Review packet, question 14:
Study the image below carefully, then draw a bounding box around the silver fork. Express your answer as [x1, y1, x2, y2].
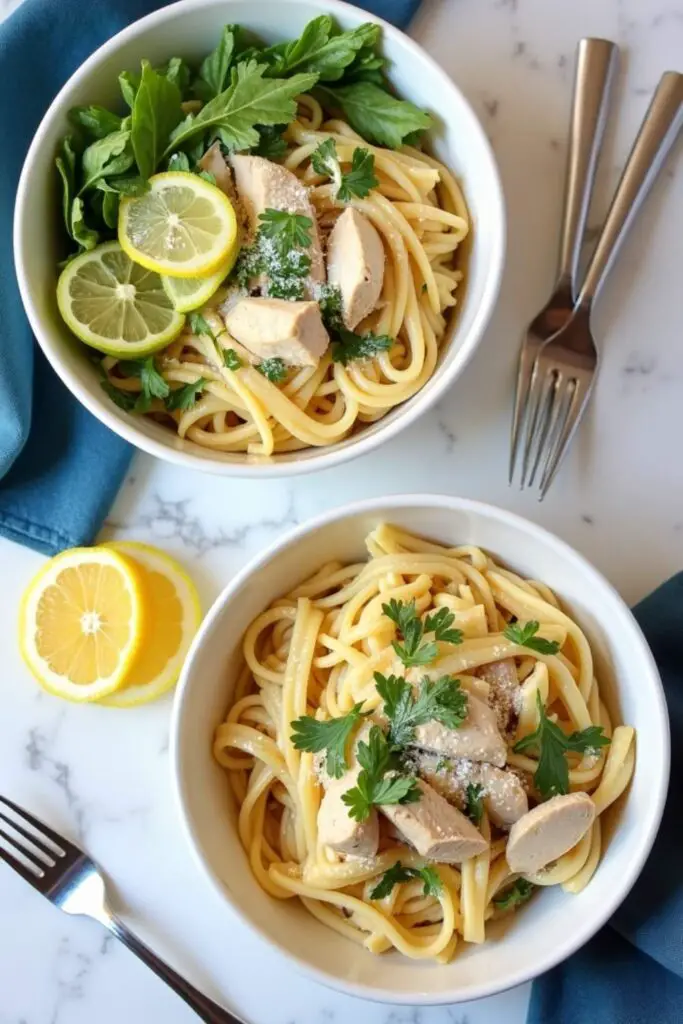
[509, 37, 619, 483]
[0, 795, 244, 1024]
[520, 71, 683, 498]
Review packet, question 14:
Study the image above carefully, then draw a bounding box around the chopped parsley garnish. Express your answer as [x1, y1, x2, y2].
[290, 702, 369, 778]
[188, 312, 223, 342]
[100, 377, 138, 412]
[494, 878, 535, 911]
[256, 358, 288, 383]
[231, 208, 312, 300]
[258, 209, 313, 253]
[318, 283, 344, 332]
[503, 620, 561, 656]
[254, 124, 288, 160]
[341, 725, 421, 822]
[381, 599, 463, 668]
[370, 861, 442, 900]
[435, 757, 454, 773]
[164, 377, 207, 411]
[116, 355, 170, 411]
[513, 692, 610, 799]
[374, 672, 468, 749]
[331, 328, 394, 365]
[310, 138, 378, 201]
[222, 347, 242, 370]
[465, 783, 484, 826]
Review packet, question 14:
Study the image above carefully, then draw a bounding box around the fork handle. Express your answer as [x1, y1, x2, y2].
[557, 38, 619, 294]
[578, 71, 683, 307]
[105, 914, 244, 1023]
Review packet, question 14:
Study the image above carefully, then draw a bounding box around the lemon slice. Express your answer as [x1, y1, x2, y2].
[161, 252, 236, 313]
[99, 542, 202, 707]
[119, 172, 238, 279]
[57, 241, 186, 357]
[19, 547, 147, 702]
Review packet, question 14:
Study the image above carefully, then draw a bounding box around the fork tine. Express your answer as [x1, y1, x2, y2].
[508, 342, 538, 483]
[520, 363, 554, 488]
[0, 827, 45, 881]
[528, 372, 564, 488]
[0, 811, 61, 863]
[539, 376, 594, 498]
[0, 796, 68, 855]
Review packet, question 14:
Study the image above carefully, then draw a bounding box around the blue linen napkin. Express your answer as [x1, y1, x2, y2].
[528, 572, 683, 1024]
[0, 0, 421, 556]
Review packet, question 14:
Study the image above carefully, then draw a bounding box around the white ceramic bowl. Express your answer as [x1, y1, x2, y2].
[171, 494, 669, 1004]
[14, 0, 504, 478]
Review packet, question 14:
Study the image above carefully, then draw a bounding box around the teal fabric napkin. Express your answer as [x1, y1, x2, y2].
[528, 572, 682, 1024]
[0, 0, 421, 556]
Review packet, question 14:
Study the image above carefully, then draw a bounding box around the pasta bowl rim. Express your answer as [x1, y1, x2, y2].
[170, 494, 670, 1003]
[14, 0, 505, 478]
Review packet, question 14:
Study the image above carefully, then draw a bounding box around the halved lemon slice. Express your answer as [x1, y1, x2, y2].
[18, 547, 147, 702]
[98, 542, 201, 707]
[119, 172, 238, 279]
[57, 241, 186, 357]
[161, 252, 236, 313]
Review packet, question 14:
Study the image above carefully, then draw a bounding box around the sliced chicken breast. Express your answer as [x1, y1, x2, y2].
[380, 779, 488, 863]
[198, 143, 238, 202]
[224, 297, 329, 367]
[506, 792, 596, 874]
[326, 208, 385, 329]
[413, 692, 507, 768]
[317, 765, 379, 858]
[419, 754, 528, 829]
[477, 658, 521, 738]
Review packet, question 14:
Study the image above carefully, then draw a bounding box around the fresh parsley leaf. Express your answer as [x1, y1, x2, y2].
[70, 198, 99, 250]
[369, 861, 442, 900]
[424, 607, 464, 646]
[117, 356, 170, 406]
[435, 757, 454, 773]
[259, 208, 313, 254]
[290, 703, 368, 779]
[165, 377, 207, 411]
[254, 124, 288, 160]
[375, 672, 468, 748]
[262, 17, 379, 83]
[100, 377, 137, 412]
[56, 137, 78, 239]
[503, 620, 561, 656]
[465, 783, 484, 826]
[68, 106, 122, 140]
[341, 47, 387, 86]
[318, 283, 344, 333]
[222, 348, 242, 370]
[168, 151, 191, 172]
[311, 139, 378, 202]
[494, 878, 535, 911]
[231, 242, 265, 289]
[165, 62, 318, 157]
[265, 248, 311, 299]
[79, 130, 134, 193]
[119, 70, 140, 109]
[256, 358, 288, 383]
[132, 60, 183, 179]
[341, 725, 421, 822]
[194, 24, 237, 101]
[514, 692, 610, 799]
[381, 599, 437, 668]
[319, 81, 433, 149]
[331, 328, 393, 366]
[188, 312, 222, 342]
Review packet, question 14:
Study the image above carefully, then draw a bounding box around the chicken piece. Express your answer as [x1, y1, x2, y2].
[380, 779, 488, 863]
[413, 693, 507, 768]
[477, 658, 520, 738]
[224, 297, 329, 367]
[326, 208, 385, 329]
[198, 143, 238, 202]
[505, 793, 595, 874]
[418, 754, 528, 829]
[317, 765, 379, 858]
[230, 154, 325, 285]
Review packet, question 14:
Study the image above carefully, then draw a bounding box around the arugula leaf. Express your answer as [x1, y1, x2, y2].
[222, 348, 242, 370]
[56, 137, 78, 238]
[165, 62, 318, 157]
[79, 130, 134, 192]
[101, 190, 119, 229]
[165, 377, 207, 411]
[119, 70, 141, 109]
[503, 620, 561, 656]
[70, 198, 99, 250]
[263, 17, 379, 82]
[132, 61, 183, 179]
[168, 152, 191, 172]
[101, 377, 138, 412]
[465, 783, 484, 826]
[117, 356, 170, 408]
[68, 106, 122, 140]
[256, 358, 288, 383]
[320, 81, 433, 149]
[310, 139, 378, 201]
[375, 672, 468, 748]
[494, 879, 535, 911]
[290, 702, 368, 778]
[194, 24, 237, 101]
[331, 328, 393, 366]
[514, 693, 610, 799]
[423, 607, 464, 646]
[341, 725, 421, 822]
[370, 861, 442, 900]
[259, 209, 312, 253]
[160, 57, 191, 94]
[254, 124, 288, 160]
[99, 175, 150, 197]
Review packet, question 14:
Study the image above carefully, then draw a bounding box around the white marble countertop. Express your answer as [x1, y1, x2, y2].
[1, 0, 682, 1021]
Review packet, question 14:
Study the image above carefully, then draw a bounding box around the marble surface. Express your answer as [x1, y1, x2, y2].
[1, 0, 683, 1021]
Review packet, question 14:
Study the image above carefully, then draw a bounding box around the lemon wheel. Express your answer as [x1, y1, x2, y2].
[161, 255, 235, 313]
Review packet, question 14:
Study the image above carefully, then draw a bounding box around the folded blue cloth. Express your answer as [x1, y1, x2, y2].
[528, 572, 683, 1024]
[0, 0, 421, 556]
